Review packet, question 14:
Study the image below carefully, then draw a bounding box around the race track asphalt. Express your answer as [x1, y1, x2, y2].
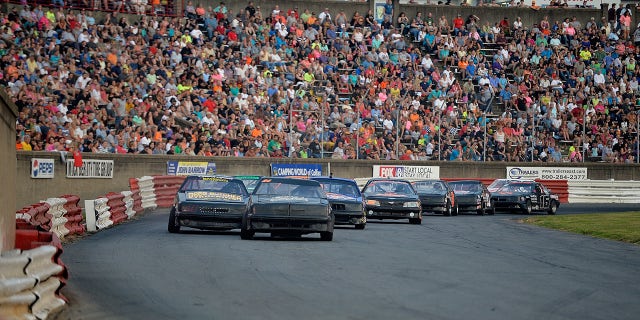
[54, 204, 640, 320]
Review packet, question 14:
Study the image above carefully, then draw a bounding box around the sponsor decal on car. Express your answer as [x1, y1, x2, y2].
[186, 191, 242, 201]
[326, 192, 357, 201]
[267, 196, 309, 202]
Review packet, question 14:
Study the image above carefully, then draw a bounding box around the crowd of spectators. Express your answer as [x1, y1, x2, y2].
[6, 1, 640, 163]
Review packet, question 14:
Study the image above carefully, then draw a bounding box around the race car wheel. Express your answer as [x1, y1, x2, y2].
[548, 202, 558, 215]
[409, 218, 422, 225]
[355, 224, 366, 230]
[522, 200, 532, 215]
[477, 204, 485, 216]
[444, 201, 452, 216]
[240, 228, 254, 240]
[453, 204, 459, 216]
[168, 208, 180, 233]
[489, 200, 495, 215]
[320, 231, 333, 241]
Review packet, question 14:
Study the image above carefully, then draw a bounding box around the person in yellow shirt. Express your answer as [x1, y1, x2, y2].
[20, 135, 33, 151]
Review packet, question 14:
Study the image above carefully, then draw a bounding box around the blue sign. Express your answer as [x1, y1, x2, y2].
[271, 164, 322, 177]
[167, 161, 217, 176]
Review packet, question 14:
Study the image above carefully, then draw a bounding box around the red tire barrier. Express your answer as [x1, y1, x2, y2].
[152, 175, 185, 208]
[106, 192, 128, 225]
[59, 195, 85, 236]
[537, 180, 569, 203]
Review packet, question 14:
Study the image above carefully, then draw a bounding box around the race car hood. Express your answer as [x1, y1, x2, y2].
[364, 194, 419, 201]
[252, 195, 328, 205]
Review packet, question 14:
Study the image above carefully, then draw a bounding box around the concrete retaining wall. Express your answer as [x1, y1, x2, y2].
[2, 89, 17, 250]
[15, 152, 640, 210]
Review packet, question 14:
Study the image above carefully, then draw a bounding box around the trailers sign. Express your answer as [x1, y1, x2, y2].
[507, 167, 587, 181]
[373, 165, 440, 179]
[66, 160, 114, 178]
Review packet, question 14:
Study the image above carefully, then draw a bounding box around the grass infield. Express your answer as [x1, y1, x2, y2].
[523, 212, 640, 245]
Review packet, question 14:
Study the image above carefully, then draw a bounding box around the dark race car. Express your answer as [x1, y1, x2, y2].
[491, 181, 560, 215]
[234, 175, 262, 193]
[311, 176, 366, 229]
[242, 177, 334, 241]
[362, 178, 422, 224]
[412, 180, 458, 216]
[168, 175, 250, 233]
[449, 180, 494, 215]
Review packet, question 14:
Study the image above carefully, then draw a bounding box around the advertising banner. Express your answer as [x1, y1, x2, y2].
[167, 161, 217, 176]
[372, 165, 440, 179]
[66, 160, 114, 178]
[506, 167, 587, 181]
[31, 158, 55, 179]
[271, 164, 322, 177]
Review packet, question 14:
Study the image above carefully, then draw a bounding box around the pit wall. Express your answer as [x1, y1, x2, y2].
[2, 90, 18, 251]
[15, 152, 640, 209]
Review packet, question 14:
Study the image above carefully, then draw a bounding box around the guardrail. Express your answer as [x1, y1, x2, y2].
[568, 180, 640, 203]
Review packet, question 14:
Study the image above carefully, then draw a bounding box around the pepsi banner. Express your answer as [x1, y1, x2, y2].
[372, 165, 440, 179]
[31, 158, 55, 179]
[167, 161, 217, 176]
[271, 164, 322, 177]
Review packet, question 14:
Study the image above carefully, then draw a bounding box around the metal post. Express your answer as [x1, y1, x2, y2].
[356, 104, 360, 159]
[531, 111, 535, 162]
[582, 107, 586, 163]
[438, 110, 442, 161]
[395, 107, 400, 160]
[482, 112, 487, 162]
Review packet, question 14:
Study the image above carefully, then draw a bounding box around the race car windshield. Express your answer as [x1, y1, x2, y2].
[488, 179, 510, 190]
[181, 178, 248, 197]
[500, 183, 534, 193]
[254, 181, 324, 198]
[363, 181, 415, 196]
[319, 181, 360, 198]
[450, 182, 482, 193]
[413, 181, 446, 193]
[239, 179, 260, 192]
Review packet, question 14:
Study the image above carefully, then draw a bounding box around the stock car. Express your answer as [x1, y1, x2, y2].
[491, 181, 560, 215]
[361, 178, 422, 224]
[449, 180, 494, 215]
[241, 177, 334, 240]
[412, 180, 458, 216]
[234, 175, 262, 193]
[311, 176, 366, 229]
[168, 175, 251, 233]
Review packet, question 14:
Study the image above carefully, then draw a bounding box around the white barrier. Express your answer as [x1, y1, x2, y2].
[0, 246, 66, 320]
[31, 277, 66, 320]
[568, 180, 640, 204]
[94, 198, 114, 230]
[23, 246, 64, 283]
[44, 198, 70, 240]
[138, 176, 158, 210]
[121, 191, 136, 219]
